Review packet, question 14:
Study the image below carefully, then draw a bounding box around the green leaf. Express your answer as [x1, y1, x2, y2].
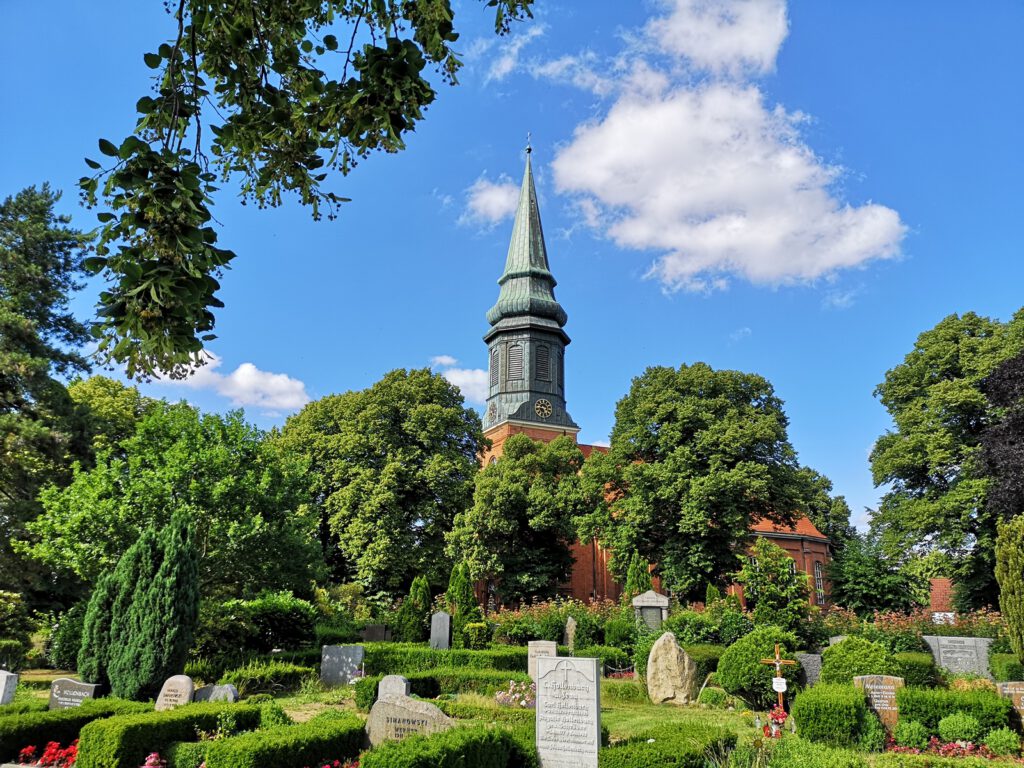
[323, 34, 338, 51]
[85, 158, 102, 169]
[144, 52, 162, 69]
[96, 212, 116, 223]
[82, 257, 108, 273]
[98, 139, 118, 156]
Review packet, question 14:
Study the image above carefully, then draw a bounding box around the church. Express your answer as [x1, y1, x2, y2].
[477, 146, 833, 607]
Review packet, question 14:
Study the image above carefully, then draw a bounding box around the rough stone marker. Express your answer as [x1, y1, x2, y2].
[536, 656, 600, 768]
[366, 674, 453, 746]
[194, 683, 239, 703]
[646, 632, 698, 705]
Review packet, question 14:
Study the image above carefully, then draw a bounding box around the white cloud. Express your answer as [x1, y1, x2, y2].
[163, 352, 310, 411]
[432, 355, 488, 404]
[430, 354, 459, 367]
[486, 25, 545, 82]
[530, 53, 615, 96]
[460, 174, 520, 227]
[550, 0, 906, 293]
[729, 326, 752, 342]
[822, 288, 859, 310]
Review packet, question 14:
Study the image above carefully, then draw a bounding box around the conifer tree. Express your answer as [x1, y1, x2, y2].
[622, 552, 653, 602]
[996, 516, 1024, 662]
[445, 563, 482, 646]
[705, 583, 723, 606]
[77, 572, 115, 686]
[394, 575, 432, 643]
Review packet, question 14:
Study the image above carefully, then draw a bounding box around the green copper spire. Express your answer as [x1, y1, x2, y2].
[485, 147, 568, 328]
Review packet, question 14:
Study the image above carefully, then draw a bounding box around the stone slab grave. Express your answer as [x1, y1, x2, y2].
[631, 590, 669, 632]
[536, 656, 600, 768]
[49, 678, 99, 710]
[528, 640, 558, 682]
[156, 674, 195, 711]
[0, 671, 16, 706]
[854, 675, 904, 731]
[923, 635, 993, 678]
[646, 632, 698, 705]
[796, 653, 822, 687]
[321, 645, 365, 686]
[563, 617, 577, 651]
[998, 682, 1024, 721]
[360, 624, 392, 642]
[430, 611, 452, 651]
[366, 674, 453, 746]
[194, 683, 239, 703]
[829, 635, 848, 646]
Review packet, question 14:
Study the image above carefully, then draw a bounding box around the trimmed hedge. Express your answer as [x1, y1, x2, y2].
[434, 699, 536, 725]
[990, 653, 1024, 682]
[895, 652, 938, 687]
[0, 699, 151, 762]
[575, 645, 630, 671]
[203, 711, 364, 768]
[599, 723, 736, 768]
[766, 737, 867, 768]
[0, 699, 49, 717]
[686, 644, 725, 682]
[791, 684, 868, 747]
[355, 667, 531, 711]
[218, 661, 314, 695]
[895, 687, 1012, 733]
[359, 726, 534, 768]
[872, 754, 996, 768]
[362, 644, 529, 675]
[76, 702, 264, 768]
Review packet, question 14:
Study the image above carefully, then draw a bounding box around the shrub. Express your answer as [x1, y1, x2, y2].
[664, 611, 717, 644]
[203, 711, 363, 768]
[896, 687, 1012, 733]
[632, 630, 657, 683]
[622, 552, 653, 603]
[766, 737, 867, 768]
[166, 741, 206, 768]
[362, 643, 527, 675]
[78, 572, 117, 688]
[937, 712, 981, 743]
[359, 725, 531, 768]
[697, 687, 729, 707]
[314, 616, 361, 646]
[983, 726, 1021, 757]
[895, 652, 938, 687]
[735, 539, 810, 635]
[716, 607, 753, 646]
[989, 653, 1024, 682]
[0, 640, 26, 671]
[0, 699, 48, 716]
[464, 622, 490, 650]
[894, 720, 930, 749]
[393, 576, 431, 644]
[858, 711, 886, 753]
[599, 723, 736, 768]
[48, 604, 87, 670]
[76, 702, 262, 768]
[218, 660, 314, 695]
[820, 636, 896, 684]
[445, 563, 483, 649]
[0, 699, 150, 762]
[790, 684, 867, 747]
[236, 592, 317, 652]
[686, 644, 725, 683]
[603, 618, 636, 654]
[0, 591, 32, 647]
[354, 667, 531, 711]
[717, 626, 800, 709]
[574, 645, 629, 672]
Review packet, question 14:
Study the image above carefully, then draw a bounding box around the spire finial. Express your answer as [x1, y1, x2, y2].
[526, 131, 532, 154]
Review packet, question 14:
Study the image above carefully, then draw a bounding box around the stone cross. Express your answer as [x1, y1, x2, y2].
[760, 643, 796, 709]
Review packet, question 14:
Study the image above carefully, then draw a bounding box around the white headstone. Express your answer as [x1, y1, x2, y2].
[536, 656, 600, 768]
[155, 674, 194, 711]
[528, 640, 558, 682]
[0, 671, 17, 706]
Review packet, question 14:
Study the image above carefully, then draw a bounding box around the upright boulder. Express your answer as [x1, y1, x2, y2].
[647, 632, 699, 705]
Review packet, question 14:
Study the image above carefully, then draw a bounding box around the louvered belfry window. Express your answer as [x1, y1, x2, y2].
[508, 344, 524, 380]
[536, 345, 550, 381]
[490, 348, 499, 387]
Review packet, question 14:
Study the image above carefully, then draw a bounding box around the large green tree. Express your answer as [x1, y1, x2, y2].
[68, 375, 154, 458]
[798, 467, 854, 547]
[22, 401, 318, 599]
[275, 368, 484, 594]
[80, 0, 534, 380]
[734, 538, 809, 635]
[0, 184, 92, 598]
[447, 434, 598, 606]
[981, 351, 1024, 527]
[827, 532, 916, 616]
[870, 310, 1024, 609]
[577, 363, 808, 599]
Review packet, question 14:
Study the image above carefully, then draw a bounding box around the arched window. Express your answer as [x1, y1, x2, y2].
[508, 344, 523, 380]
[489, 348, 499, 387]
[536, 345, 550, 381]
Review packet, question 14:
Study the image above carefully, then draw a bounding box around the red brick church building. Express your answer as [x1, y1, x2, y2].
[477, 147, 832, 607]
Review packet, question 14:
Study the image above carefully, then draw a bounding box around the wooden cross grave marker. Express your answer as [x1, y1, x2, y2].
[760, 643, 796, 709]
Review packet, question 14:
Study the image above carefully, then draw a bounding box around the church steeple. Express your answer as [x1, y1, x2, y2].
[482, 146, 578, 435]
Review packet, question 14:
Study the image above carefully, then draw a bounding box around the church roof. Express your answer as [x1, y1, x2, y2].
[486, 147, 568, 328]
[751, 515, 829, 542]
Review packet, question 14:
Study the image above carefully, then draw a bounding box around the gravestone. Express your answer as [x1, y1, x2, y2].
[366, 674, 453, 746]
[854, 675, 904, 731]
[998, 682, 1024, 722]
[829, 635, 848, 646]
[922, 636, 993, 678]
[0, 671, 16, 706]
[631, 590, 669, 632]
[528, 640, 558, 682]
[796, 653, 822, 687]
[49, 678, 99, 709]
[536, 656, 600, 768]
[193, 683, 239, 703]
[430, 612, 452, 651]
[564, 616, 578, 651]
[361, 624, 392, 642]
[646, 632, 698, 705]
[155, 674, 195, 711]
[321, 645, 365, 686]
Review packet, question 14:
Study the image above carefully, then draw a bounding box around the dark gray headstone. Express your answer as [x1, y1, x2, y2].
[430, 612, 452, 651]
[321, 645, 365, 686]
[360, 624, 392, 642]
[0, 671, 16, 706]
[922, 635, 993, 678]
[193, 683, 239, 703]
[49, 678, 99, 710]
[796, 653, 822, 687]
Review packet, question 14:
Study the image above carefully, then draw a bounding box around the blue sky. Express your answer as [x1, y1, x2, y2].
[2, 1, 1022, 527]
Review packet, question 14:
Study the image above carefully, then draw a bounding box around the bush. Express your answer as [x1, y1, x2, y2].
[193, 593, 316, 661]
[354, 667, 531, 711]
[990, 653, 1024, 682]
[937, 712, 981, 743]
[0, 640, 26, 671]
[894, 720, 930, 749]
[717, 626, 801, 709]
[314, 617, 361, 646]
[359, 725, 531, 768]
[0, 699, 49, 716]
[603, 618, 637, 654]
[363, 643, 527, 675]
[686, 644, 725, 683]
[76, 702, 263, 768]
[632, 630, 657, 683]
[166, 741, 206, 768]
[393, 576, 431, 644]
[0, 699, 151, 762]
[237, 592, 317, 652]
[218, 660, 314, 696]
[464, 622, 491, 650]
[203, 710, 364, 768]
[820, 636, 896, 685]
[766, 737, 868, 768]
[858, 711, 886, 753]
[575, 645, 629, 672]
[697, 687, 730, 707]
[716, 607, 754, 646]
[48, 604, 87, 670]
[601, 679, 647, 704]
[983, 726, 1021, 757]
[599, 723, 736, 768]
[895, 652, 938, 687]
[896, 687, 1012, 733]
[664, 611, 717, 644]
[0, 591, 32, 647]
[790, 684, 867, 747]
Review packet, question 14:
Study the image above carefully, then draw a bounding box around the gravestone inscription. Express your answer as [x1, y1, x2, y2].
[366, 674, 453, 746]
[796, 653, 822, 687]
[49, 678, 99, 710]
[194, 683, 239, 703]
[631, 590, 669, 632]
[922, 636, 993, 678]
[155, 674, 194, 711]
[0, 671, 16, 706]
[321, 645, 365, 686]
[528, 640, 558, 682]
[854, 675, 904, 731]
[536, 656, 600, 768]
[430, 612, 452, 651]
[998, 682, 1024, 721]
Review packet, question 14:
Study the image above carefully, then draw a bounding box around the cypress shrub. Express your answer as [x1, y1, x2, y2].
[445, 563, 482, 648]
[791, 684, 868, 747]
[394, 575, 432, 643]
[997, 516, 1024, 662]
[49, 603, 87, 670]
[78, 572, 117, 687]
[820, 637, 897, 684]
[622, 552, 652, 602]
[991, 653, 1024, 682]
[359, 726, 531, 768]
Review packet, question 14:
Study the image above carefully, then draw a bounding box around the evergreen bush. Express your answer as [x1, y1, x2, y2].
[48, 603, 87, 670]
[603, 618, 636, 654]
[896, 687, 1012, 733]
[858, 711, 886, 753]
[983, 726, 1021, 757]
[622, 552, 652, 602]
[790, 684, 867, 747]
[894, 720, 930, 749]
[574, 645, 629, 671]
[996, 516, 1024, 662]
[0, 699, 150, 763]
[632, 630, 657, 683]
[202, 711, 364, 768]
[359, 726, 530, 768]
[463, 622, 490, 649]
[78, 572, 117, 687]
[663, 611, 717, 644]
[937, 711, 981, 743]
[716, 626, 800, 709]
[599, 723, 735, 768]
[894, 652, 938, 687]
[765, 737, 868, 768]
[361, 643, 527, 675]
[445, 563, 483, 648]
[242, 592, 316, 651]
[820, 636, 896, 684]
[990, 653, 1024, 682]
[393, 576, 431, 643]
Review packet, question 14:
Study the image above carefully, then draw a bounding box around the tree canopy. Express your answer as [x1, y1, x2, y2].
[981, 350, 1024, 526]
[275, 368, 484, 594]
[577, 363, 809, 599]
[870, 309, 1024, 609]
[734, 538, 809, 635]
[827, 532, 917, 616]
[80, 0, 535, 379]
[447, 434, 598, 606]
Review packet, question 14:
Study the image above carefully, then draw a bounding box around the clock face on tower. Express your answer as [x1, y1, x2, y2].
[534, 399, 553, 419]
